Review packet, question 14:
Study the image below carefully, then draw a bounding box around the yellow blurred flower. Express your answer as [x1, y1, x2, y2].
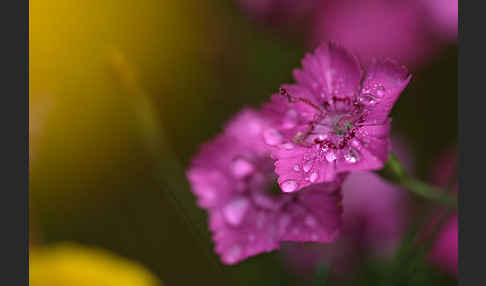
[29, 0, 217, 199]
[30, 243, 161, 286]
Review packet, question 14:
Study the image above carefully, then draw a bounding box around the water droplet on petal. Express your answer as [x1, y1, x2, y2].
[225, 245, 242, 264]
[283, 109, 298, 129]
[263, 129, 283, 145]
[325, 150, 337, 162]
[247, 119, 262, 136]
[344, 148, 360, 164]
[293, 165, 301, 172]
[376, 86, 386, 97]
[231, 158, 254, 178]
[358, 93, 376, 105]
[281, 180, 298, 192]
[282, 142, 295, 150]
[309, 172, 319, 183]
[350, 139, 361, 148]
[223, 198, 249, 226]
[303, 161, 313, 172]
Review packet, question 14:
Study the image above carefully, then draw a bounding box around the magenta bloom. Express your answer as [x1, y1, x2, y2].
[421, 0, 458, 41]
[430, 215, 458, 276]
[282, 136, 412, 276]
[238, 0, 316, 26]
[311, 0, 434, 68]
[187, 109, 344, 265]
[283, 172, 411, 276]
[262, 43, 410, 193]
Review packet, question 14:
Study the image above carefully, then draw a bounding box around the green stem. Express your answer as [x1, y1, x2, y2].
[376, 153, 457, 209]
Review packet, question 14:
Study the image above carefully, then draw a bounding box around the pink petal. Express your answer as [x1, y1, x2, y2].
[281, 185, 343, 243]
[274, 145, 338, 192]
[360, 59, 411, 123]
[210, 208, 281, 265]
[430, 215, 458, 276]
[295, 43, 363, 101]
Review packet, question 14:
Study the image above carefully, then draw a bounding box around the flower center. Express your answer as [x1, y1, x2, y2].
[295, 97, 364, 150]
[280, 88, 366, 156]
[333, 115, 354, 136]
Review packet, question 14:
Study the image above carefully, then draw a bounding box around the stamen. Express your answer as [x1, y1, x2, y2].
[279, 88, 323, 115]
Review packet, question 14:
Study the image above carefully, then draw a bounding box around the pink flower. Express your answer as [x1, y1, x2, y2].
[262, 43, 410, 193]
[237, 0, 316, 26]
[430, 213, 458, 276]
[282, 136, 412, 276]
[187, 108, 344, 265]
[421, 0, 458, 41]
[430, 215, 458, 276]
[311, 0, 435, 68]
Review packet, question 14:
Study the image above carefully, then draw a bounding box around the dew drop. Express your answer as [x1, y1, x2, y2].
[311, 133, 328, 144]
[225, 245, 242, 264]
[223, 198, 249, 226]
[231, 158, 254, 178]
[202, 188, 215, 202]
[282, 142, 295, 150]
[309, 172, 319, 183]
[325, 150, 337, 162]
[282, 109, 298, 129]
[247, 119, 262, 136]
[376, 86, 386, 97]
[281, 180, 298, 193]
[293, 165, 301, 172]
[350, 139, 361, 148]
[358, 93, 376, 105]
[303, 161, 313, 172]
[263, 129, 283, 145]
[344, 148, 360, 164]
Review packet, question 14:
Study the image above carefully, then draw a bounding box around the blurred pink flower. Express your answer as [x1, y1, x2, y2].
[237, 0, 316, 26]
[430, 214, 458, 276]
[420, 0, 458, 41]
[187, 108, 344, 265]
[311, 0, 435, 68]
[262, 43, 410, 193]
[282, 136, 412, 276]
